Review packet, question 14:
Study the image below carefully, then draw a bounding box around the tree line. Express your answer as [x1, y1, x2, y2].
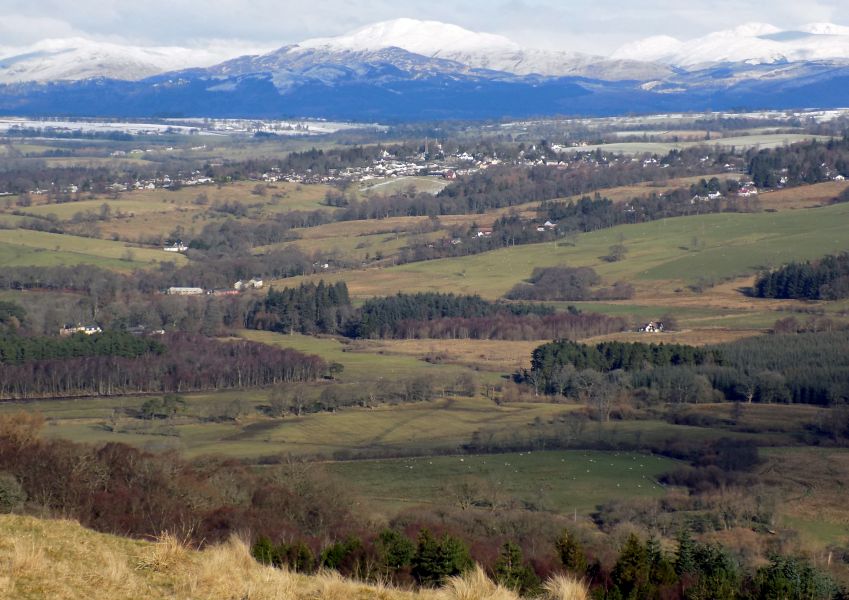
[0, 333, 325, 399]
[754, 252, 849, 300]
[520, 332, 849, 407]
[748, 137, 849, 189]
[0, 330, 163, 365]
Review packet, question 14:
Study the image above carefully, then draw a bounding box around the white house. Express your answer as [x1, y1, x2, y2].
[640, 321, 664, 333]
[234, 278, 264, 291]
[164, 241, 188, 253]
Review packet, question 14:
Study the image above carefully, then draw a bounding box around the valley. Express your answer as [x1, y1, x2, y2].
[2, 105, 849, 599]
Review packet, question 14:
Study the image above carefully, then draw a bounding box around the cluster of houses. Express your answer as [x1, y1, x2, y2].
[59, 324, 103, 336]
[639, 321, 665, 333]
[165, 278, 264, 297]
[59, 323, 166, 337]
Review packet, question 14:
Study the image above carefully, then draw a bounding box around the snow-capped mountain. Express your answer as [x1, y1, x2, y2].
[613, 22, 849, 67]
[3, 18, 849, 122]
[0, 38, 264, 84]
[294, 19, 669, 80]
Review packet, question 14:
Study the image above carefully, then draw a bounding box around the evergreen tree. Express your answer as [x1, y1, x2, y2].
[611, 534, 650, 600]
[411, 529, 473, 587]
[493, 541, 540, 595]
[555, 529, 588, 575]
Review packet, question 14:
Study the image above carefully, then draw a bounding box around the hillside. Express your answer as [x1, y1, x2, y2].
[0, 515, 586, 600]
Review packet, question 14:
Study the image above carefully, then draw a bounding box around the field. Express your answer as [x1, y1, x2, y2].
[5, 394, 573, 459]
[328, 450, 680, 516]
[758, 447, 849, 545]
[557, 134, 833, 155]
[283, 202, 849, 305]
[360, 176, 450, 195]
[0, 229, 186, 269]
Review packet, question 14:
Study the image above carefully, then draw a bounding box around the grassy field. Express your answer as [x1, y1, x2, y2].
[757, 181, 849, 210]
[360, 176, 450, 196]
[2, 181, 339, 242]
[9, 394, 576, 459]
[557, 134, 832, 155]
[281, 202, 849, 304]
[329, 450, 680, 516]
[758, 447, 849, 546]
[0, 229, 186, 270]
[353, 338, 550, 372]
[236, 330, 498, 384]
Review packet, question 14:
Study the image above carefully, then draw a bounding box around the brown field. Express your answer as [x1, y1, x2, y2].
[350, 338, 549, 371]
[581, 328, 762, 346]
[756, 181, 849, 210]
[759, 447, 849, 545]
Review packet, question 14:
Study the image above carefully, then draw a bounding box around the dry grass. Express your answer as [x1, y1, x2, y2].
[581, 328, 761, 347]
[352, 338, 548, 371]
[0, 515, 590, 600]
[439, 567, 519, 600]
[756, 181, 849, 210]
[542, 575, 590, 600]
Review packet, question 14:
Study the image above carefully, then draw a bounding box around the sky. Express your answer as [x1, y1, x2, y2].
[0, 0, 847, 55]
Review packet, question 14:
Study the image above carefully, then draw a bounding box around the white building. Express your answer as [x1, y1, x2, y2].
[167, 287, 204, 296]
[164, 241, 189, 253]
[60, 324, 102, 336]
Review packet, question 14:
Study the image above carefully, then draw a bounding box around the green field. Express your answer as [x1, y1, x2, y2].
[360, 176, 449, 196]
[283, 202, 849, 302]
[237, 330, 497, 384]
[328, 450, 679, 516]
[0, 229, 186, 269]
[19, 198, 189, 220]
[8, 394, 575, 459]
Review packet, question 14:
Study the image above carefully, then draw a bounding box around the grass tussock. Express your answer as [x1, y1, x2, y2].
[542, 574, 590, 600]
[439, 566, 520, 600]
[0, 515, 589, 600]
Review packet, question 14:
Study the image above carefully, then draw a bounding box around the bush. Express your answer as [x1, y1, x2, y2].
[0, 472, 26, 512]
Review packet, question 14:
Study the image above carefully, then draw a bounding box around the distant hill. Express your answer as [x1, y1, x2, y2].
[3, 19, 849, 120]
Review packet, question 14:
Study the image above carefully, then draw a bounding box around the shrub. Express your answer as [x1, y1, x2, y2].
[0, 472, 25, 512]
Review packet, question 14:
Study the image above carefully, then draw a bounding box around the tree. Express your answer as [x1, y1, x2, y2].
[411, 529, 473, 587]
[0, 473, 25, 513]
[753, 555, 837, 600]
[493, 541, 540, 595]
[555, 529, 587, 575]
[251, 536, 277, 566]
[611, 534, 650, 599]
[268, 387, 288, 418]
[605, 243, 628, 263]
[377, 529, 415, 575]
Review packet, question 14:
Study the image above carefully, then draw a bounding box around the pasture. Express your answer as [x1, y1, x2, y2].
[281, 203, 849, 305]
[0, 229, 186, 270]
[556, 134, 832, 155]
[359, 176, 449, 196]
[328, 450, 679, 516]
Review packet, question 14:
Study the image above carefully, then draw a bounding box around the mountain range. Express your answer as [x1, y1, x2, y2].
[2, 19, 849, 121]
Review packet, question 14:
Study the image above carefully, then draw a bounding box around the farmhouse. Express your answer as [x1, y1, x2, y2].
[233, 278, 264, 291]
[640, 321, 664, 333]
[59, 324, 102, 336]
[163, 241, 188, 253]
